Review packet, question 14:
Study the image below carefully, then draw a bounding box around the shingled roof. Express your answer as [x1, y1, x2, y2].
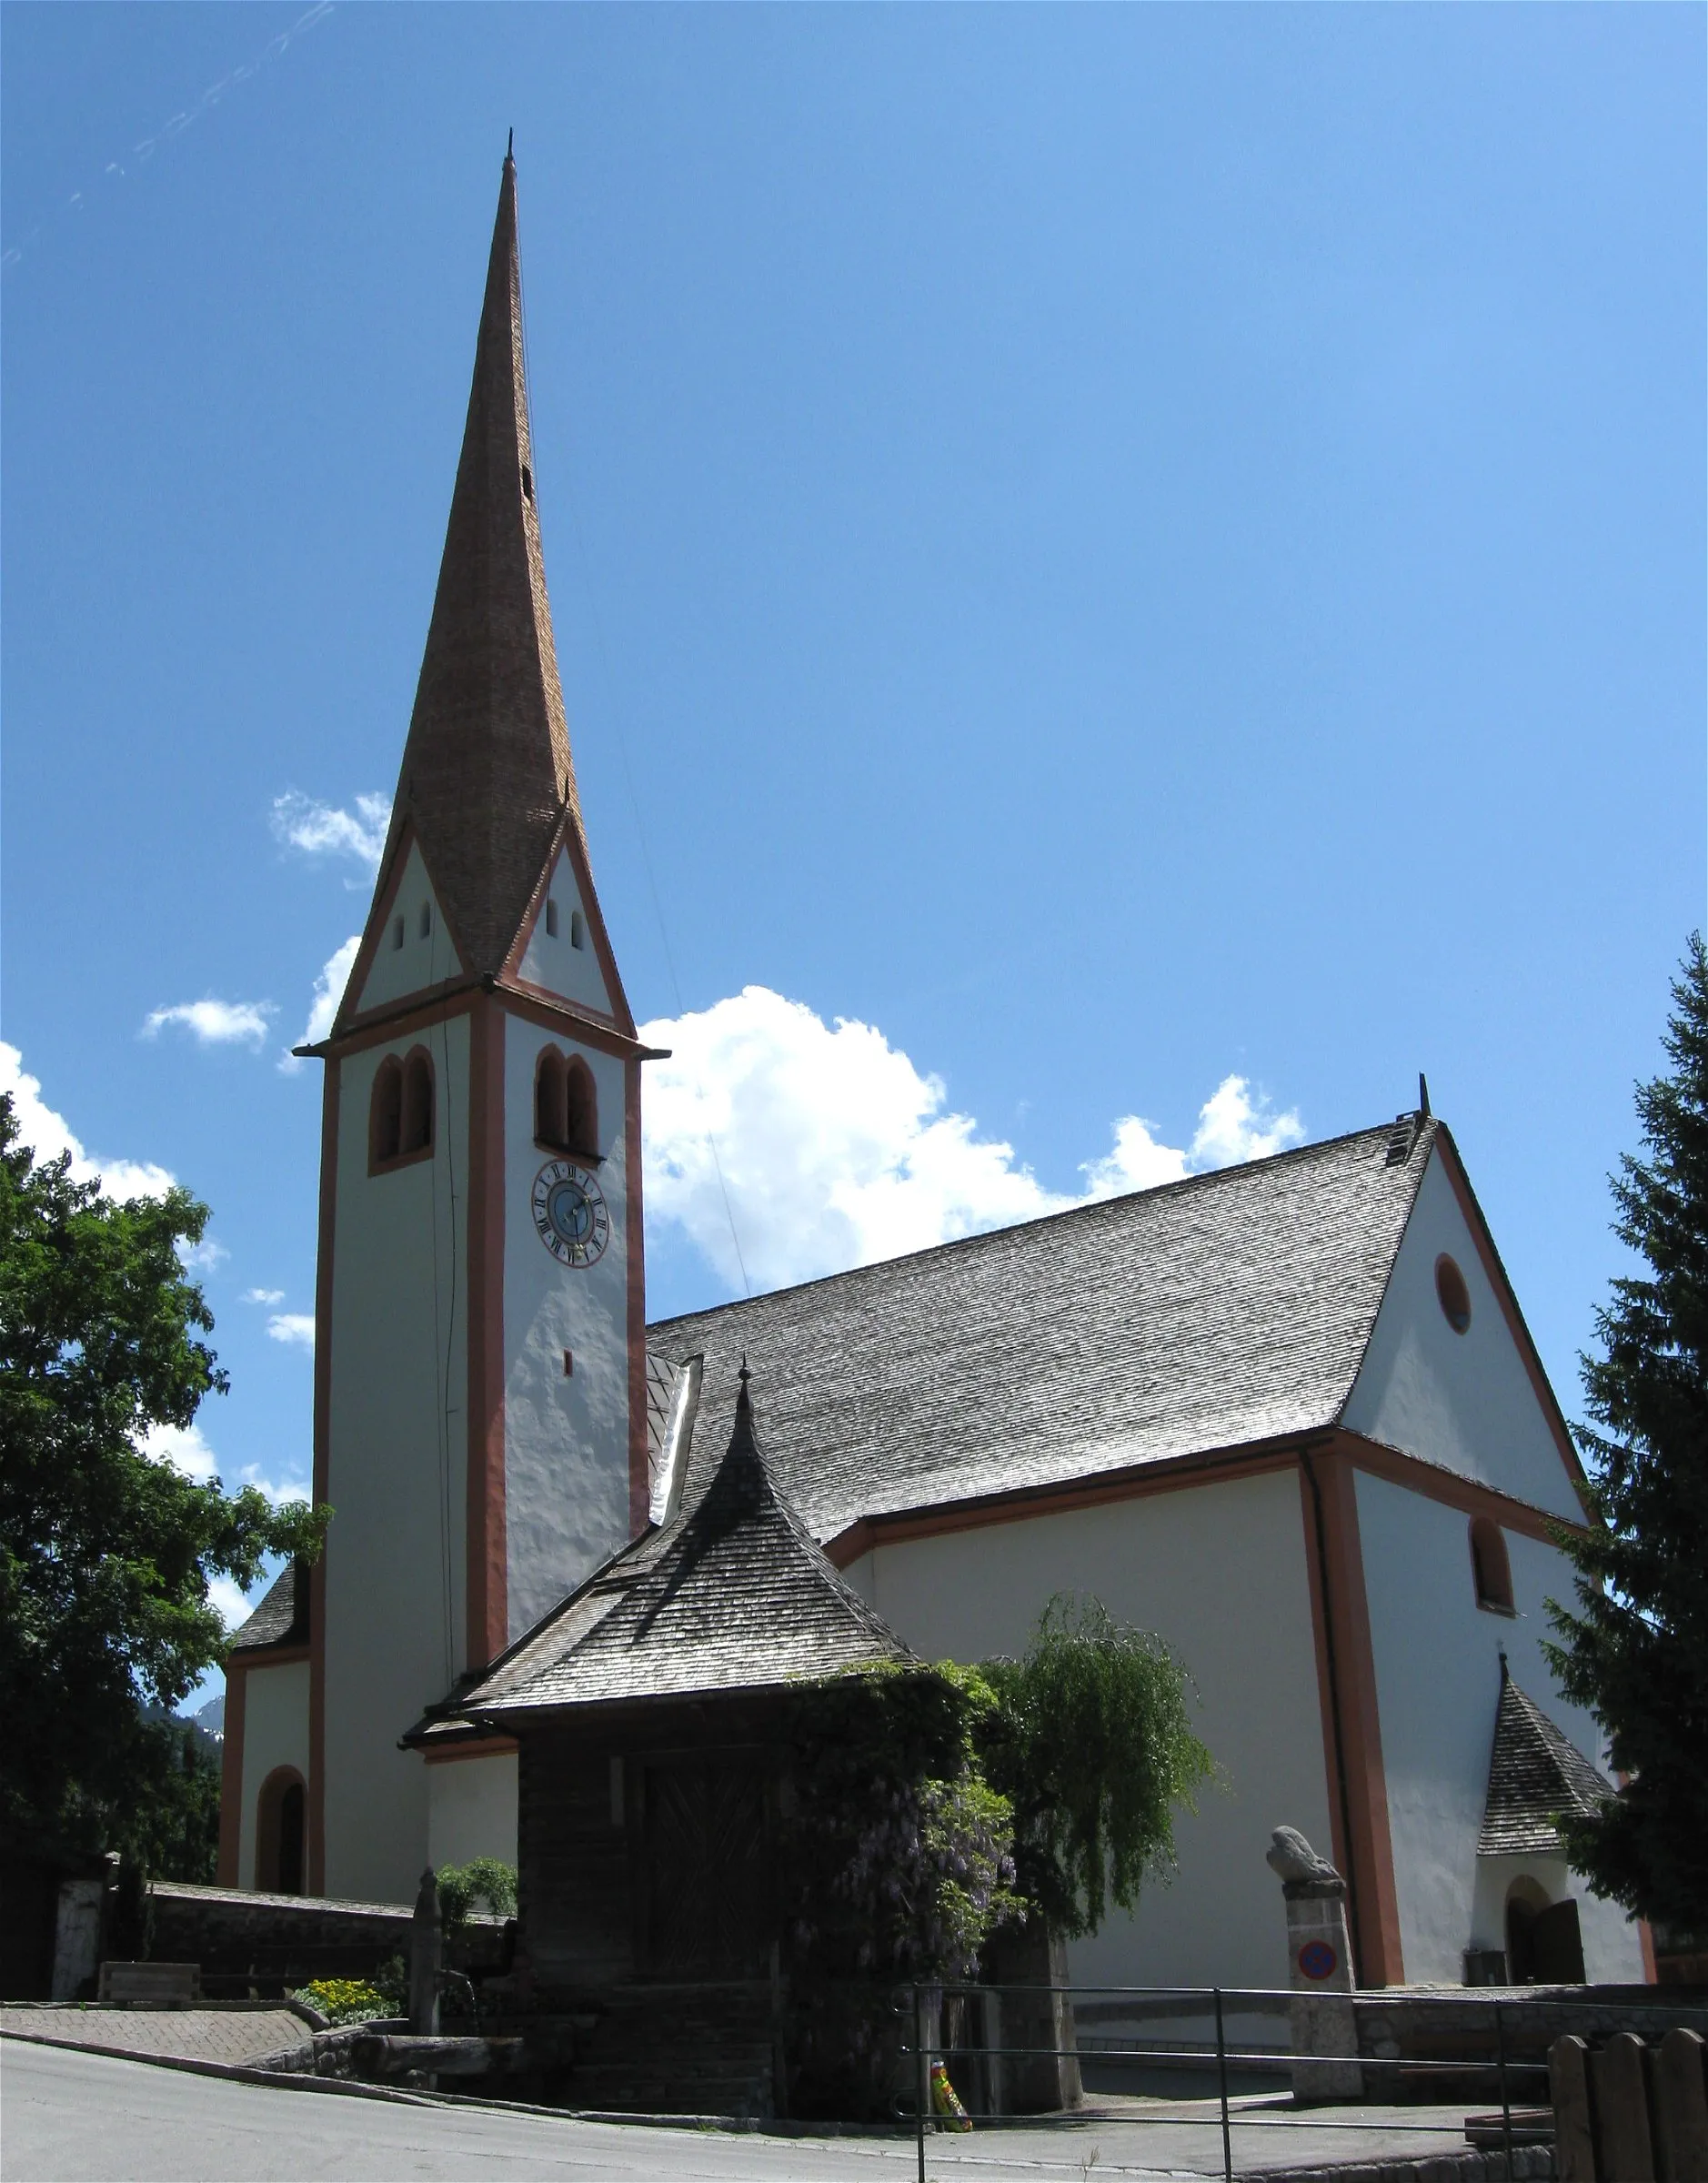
[1479, 1669, 1612, 1856]
[462, 1372, 911, 1720]
[648, 1114, 1438, 1542]
[356, 149, 598, 992]
[228, 1561, 309, 1655]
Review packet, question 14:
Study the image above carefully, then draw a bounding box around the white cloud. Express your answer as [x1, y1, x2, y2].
[1080, 1077, 1303, 1199]
[281, 933, 361, 1071]
[266, 1313, 316, 1350]
[272, 790, 390, 873]
[142, 1419, 219, 1485]
[235, 1462, 311, 1507]
[208, 1575, 254, 1633]
[639, 987, 1305, 1296]
[0, 1041, 176, 1202]
[178, 1236, 229, 1275]
[243, 1287, 286, 1305]
[144, 999, 276, 1049]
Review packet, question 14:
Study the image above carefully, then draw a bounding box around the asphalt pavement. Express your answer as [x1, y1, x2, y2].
[2, 2035, 1483, 2181]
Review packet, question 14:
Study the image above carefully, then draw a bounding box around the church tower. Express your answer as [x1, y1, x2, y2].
[293, 150, 651, 1901]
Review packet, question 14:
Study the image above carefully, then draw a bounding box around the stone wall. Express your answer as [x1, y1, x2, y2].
[149, 1883, 509, 1994]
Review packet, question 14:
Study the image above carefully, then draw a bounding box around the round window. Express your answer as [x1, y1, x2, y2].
[1436, 1253, 1472, 1334]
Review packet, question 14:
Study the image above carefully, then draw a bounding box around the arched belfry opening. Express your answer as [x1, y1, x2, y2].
[369, 1048, 435, 1172]
[536, 1046, 598, 1161]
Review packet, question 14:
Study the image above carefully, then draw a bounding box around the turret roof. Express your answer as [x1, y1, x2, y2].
[1479, 1669, 1612, 1856]
[459, 1372, 911, 1719]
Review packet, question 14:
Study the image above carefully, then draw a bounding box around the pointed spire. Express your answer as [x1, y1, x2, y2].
[375, 146, 583, 978]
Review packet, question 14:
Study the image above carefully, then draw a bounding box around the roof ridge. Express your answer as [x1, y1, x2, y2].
[649, 1114, 1436, 1333]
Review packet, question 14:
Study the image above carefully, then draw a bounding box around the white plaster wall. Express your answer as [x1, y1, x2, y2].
[357, 846, 461, 1013]
[427, 1755, 519, 1870]
[1355, 1470, 1645, 1985]
[1343, 1154, 1582, 1521]
[502, 1015, 633, 1640]
[322, 1019, 470, 1905]
[236, 1660, 310, 1890]
[846, 1469, 1334, 1990]
[514, 849, 612, 1013]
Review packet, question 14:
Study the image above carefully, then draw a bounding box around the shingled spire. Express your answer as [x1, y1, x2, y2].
[374, 146, 582, 980]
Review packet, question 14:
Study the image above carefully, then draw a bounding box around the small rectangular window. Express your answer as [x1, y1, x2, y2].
[546, 898, 558, 939]
[418, 901, 432, 940]
[563, 1348, 574, 1377]
[390, 915, 405, 951]
[569, 910, 586, 951]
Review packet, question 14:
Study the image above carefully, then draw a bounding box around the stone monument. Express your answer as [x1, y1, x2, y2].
[1266, 1826, 1362, 2101]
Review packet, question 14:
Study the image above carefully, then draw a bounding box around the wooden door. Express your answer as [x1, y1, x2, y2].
[640, 1758, 769, 1977]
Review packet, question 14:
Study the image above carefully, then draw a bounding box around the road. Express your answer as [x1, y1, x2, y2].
[1, 2037, 1482, 2181]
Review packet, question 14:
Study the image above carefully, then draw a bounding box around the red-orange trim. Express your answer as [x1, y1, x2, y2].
[420, 1734, 520, 1766]
[1335, 1432, 1583, 1544]
[1297, 1463, 1352, 1890]
[217, 1658, 248, 1886]
[1312, 1444, 1405, 1986]
[307, 1059, 338, 1897]
[232, 1644, 310, 1669]
[321, 976, 659, 1066]
[1431, 1128, 1592, 1515]
[823, 1426, 1584, 1571]
[466, 993, 507, 1668]
[626, 1055, 649, 1536]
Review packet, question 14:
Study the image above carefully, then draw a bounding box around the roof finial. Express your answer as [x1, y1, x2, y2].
[738, 1354, 749, 1387]
[1419, 1071, 1432, 1119]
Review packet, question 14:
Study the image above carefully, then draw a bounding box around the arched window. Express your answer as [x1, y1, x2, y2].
[370, 1056, 403, 1167]
[400, 1049, 434, 1155]
[535, 1047, 568, 1150]
[1471, 1516, 1514, 1615]
[535, 1046, 598, 1160]
[255, 1766, 306, 1896]
[370, 1049, 433, 1172]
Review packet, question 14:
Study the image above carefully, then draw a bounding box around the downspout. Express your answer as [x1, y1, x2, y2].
[1300, 1441, 1365, 1984]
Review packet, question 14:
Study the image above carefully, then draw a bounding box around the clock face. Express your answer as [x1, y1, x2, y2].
[531, 1160, 610, 1269]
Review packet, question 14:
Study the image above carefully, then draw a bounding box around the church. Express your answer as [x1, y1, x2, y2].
[217, 150, 1646, 1997]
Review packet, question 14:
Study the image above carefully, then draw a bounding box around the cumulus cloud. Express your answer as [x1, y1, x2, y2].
[144, 999, 276, 1049]
[243, 1287, 286, 1305]
[234, 1462, 311, 1507]
[266, 1313, 315, 1350]
[272, 790, 389, 873]
[639, 986, 1303, 1295]
[142, 1419, 220, 1485]
[0, 1041, 176, 1202]
[207, 1576, 254, 1633]
[281, 933, 361, 1071]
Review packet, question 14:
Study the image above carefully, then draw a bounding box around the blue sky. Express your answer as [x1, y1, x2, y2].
[3, 6, 1703, 1673]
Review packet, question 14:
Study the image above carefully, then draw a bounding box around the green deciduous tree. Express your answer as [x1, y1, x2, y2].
[1544, 935, 1708, 1932]
[0, 1094, 324, 1875]
[978, 1593, 1217, 1939]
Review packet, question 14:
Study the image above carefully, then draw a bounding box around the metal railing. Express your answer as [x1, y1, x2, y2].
[891, 1980, 1693, 2183]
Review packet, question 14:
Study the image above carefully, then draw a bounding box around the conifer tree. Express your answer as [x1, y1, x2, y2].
[1545, 935, 1708, 1932]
